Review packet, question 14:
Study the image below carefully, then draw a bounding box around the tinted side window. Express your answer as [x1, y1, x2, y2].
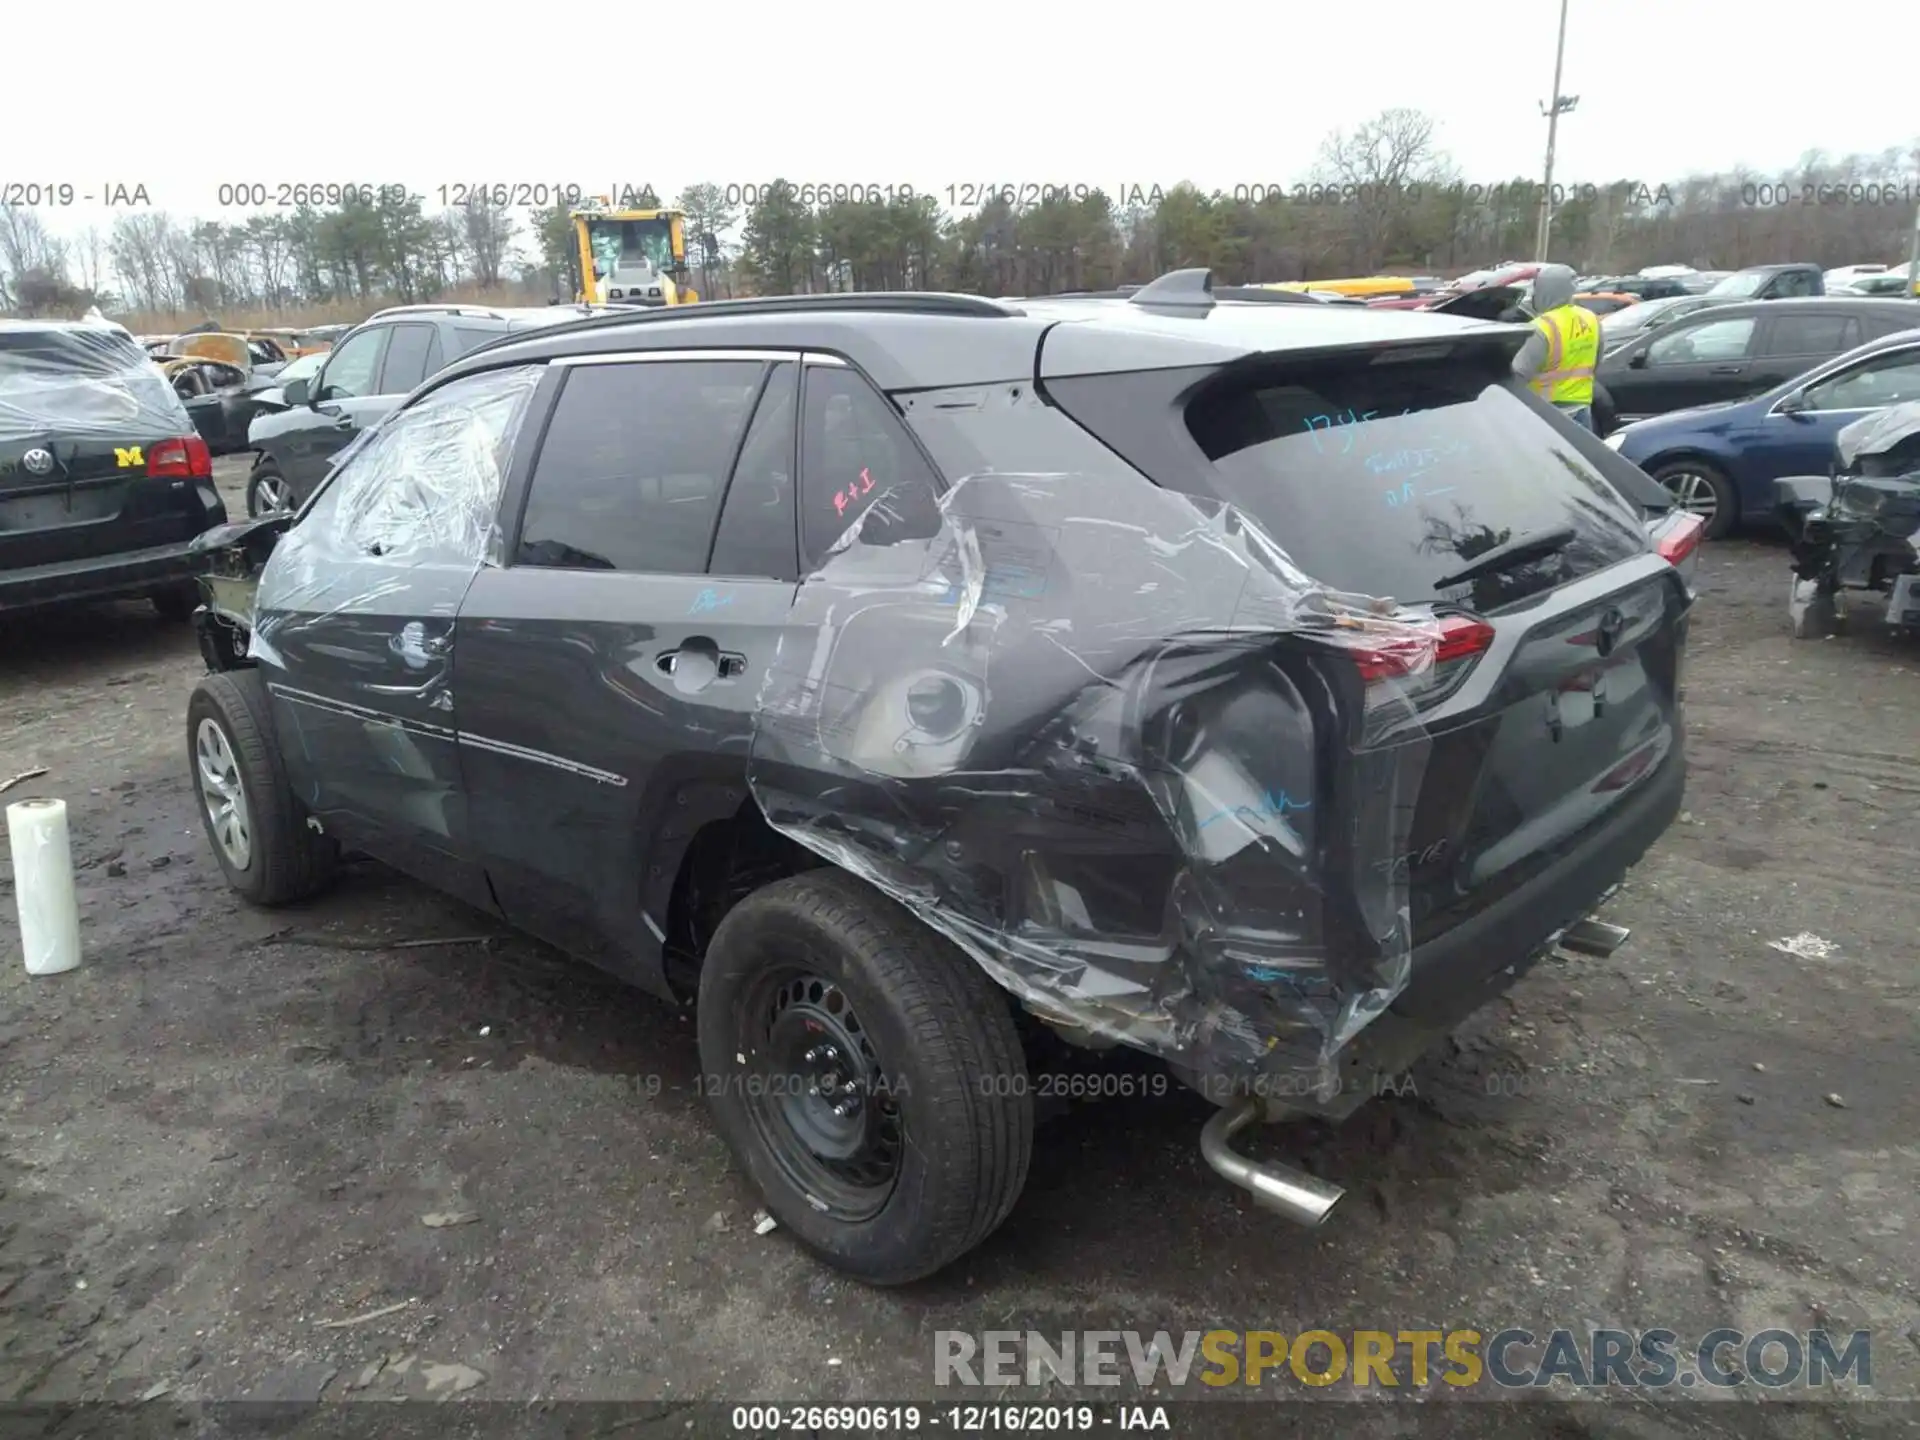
[378, 323, 437, 394]
[317, 327, 388, 400]
[1803, 348, 1920, 411]
[1764, 314, 1858, 356]
[1646, 316, 1757, 365]
[710, 361, 798, 579]
[799, 364, 944, 568]
[452, 326, 502, 357]
[517, 359, 763, 573]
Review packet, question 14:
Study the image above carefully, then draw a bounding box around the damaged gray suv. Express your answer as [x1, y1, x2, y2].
[185, 271, 1700, 1284]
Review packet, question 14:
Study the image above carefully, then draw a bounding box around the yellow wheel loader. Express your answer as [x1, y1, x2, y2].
[571, 198, 701, 307]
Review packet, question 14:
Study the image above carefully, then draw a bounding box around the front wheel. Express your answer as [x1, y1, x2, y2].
[697, 869, 1033, 1285]
[187, 671, 338, 905]
[1650, 459, 1738, 540]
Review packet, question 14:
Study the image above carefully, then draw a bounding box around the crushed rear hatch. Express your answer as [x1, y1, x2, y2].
[1042, 339, 1691, 952]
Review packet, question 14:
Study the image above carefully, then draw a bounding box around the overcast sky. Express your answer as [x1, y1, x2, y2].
[11, 0, 1917, 238]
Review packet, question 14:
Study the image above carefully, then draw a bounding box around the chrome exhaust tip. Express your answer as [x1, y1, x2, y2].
[1199, 1097, 1344, 1227]
[1557, 918, 1632, 958]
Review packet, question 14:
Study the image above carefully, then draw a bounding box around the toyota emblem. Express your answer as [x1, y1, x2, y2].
[22, 447, 53, 476]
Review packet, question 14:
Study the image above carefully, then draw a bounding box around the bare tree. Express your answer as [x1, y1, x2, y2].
[1315, 107, 1449, 269]
[0, 206, 68, 307]
[110, 212, 178, 314]
[74, 226, 108, 295]
[460, 199, 517, 289]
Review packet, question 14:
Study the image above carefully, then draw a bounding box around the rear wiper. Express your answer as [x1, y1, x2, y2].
[1432, 525, 1577, 590]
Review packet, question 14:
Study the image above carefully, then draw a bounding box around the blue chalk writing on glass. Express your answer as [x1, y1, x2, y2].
[688, 588, 734, 615]
[1196, 788, 1312, 832]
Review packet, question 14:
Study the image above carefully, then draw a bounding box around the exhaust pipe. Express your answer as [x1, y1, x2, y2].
[1557, 917, 1631, 958]
[1199, 1097, 1344, 1226]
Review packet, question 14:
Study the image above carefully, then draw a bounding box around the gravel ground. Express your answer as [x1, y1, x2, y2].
[1, 455, 1915, 1429]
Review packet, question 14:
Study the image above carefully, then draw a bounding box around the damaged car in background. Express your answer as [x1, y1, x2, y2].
[1778, 401, 1920, 638]
[158, 355, 289, 456]
[2, 319, 223, 617]
[183, 273, 1697, 1284]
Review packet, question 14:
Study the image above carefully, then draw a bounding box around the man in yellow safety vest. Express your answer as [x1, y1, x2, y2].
[1510, 263, 1600, 431]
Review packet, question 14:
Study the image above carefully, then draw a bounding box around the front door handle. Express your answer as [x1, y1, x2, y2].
[656, 644, 747, 684]
[1708, 364, 1746, 375]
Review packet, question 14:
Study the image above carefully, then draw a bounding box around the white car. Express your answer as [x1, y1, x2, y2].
[1826, 264, 1891, 290]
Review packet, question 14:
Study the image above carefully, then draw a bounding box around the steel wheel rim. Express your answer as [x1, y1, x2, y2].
[736, 967, 904, 1222]
[195, 718, 252, 870]
[1660, 470, 1718, 522]
[253, 475, 291, 514]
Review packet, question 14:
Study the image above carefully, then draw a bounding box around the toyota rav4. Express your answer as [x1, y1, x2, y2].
[184, 272, 1699, 1284]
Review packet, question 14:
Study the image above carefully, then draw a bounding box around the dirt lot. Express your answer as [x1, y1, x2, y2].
[1, 455, 1916, 1426]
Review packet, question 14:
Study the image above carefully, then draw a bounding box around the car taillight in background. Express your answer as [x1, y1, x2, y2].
[148, 435, 212, 480]
[1349, 613, 1496, 708]
[1653, 510, 1705, 567]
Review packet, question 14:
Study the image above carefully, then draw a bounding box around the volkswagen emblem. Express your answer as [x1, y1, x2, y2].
[22, 447, 53, 476]
[1594, 606, 1625, 657]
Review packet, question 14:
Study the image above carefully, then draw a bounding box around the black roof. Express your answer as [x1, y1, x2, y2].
[430, 271, 1522, 394]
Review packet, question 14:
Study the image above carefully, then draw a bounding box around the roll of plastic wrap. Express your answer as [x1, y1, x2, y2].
[7, 798, 82, 975]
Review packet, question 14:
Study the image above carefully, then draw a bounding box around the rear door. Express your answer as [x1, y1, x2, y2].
[1754, 310, 1861, 391]
[0, 327, 208, 571]
[455, 350, 798, 990]
[1046, 344, 1687, 954]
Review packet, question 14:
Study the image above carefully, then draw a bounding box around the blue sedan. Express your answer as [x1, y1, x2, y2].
[1606, 326, 1920, 537]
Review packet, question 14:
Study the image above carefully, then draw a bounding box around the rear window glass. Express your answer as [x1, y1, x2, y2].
[0, 328, 188, 431]
[1182, 358, 1651, 605]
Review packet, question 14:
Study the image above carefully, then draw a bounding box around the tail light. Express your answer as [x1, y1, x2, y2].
[1350, 614, 1495, 707]
[148, 435, 212, 480]
[1653, 511, 1705, 567]
[1593, 739, 1660, 793]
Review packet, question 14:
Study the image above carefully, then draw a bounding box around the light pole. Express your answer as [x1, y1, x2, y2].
[1535, 0, 1577, 262]
[1907, 192, 1920, 298]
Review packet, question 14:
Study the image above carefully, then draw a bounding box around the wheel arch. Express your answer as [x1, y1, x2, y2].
[1641, 446, 1743, 524]
[638, 780, 824, 1003]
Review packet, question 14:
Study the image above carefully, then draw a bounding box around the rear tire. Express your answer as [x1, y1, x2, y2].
[697, 869, 1032, 1285]
[247, 461, 295, 518]
[1650, 459, 1737, 540]
[187, 671, 338, 905]
[151, 583, 200, 622]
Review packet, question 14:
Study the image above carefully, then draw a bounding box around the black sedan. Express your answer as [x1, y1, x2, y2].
[1596, 297, 1920, 423]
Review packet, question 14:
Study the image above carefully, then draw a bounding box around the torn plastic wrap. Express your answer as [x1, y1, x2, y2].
[251, 363, 543, 658]
[746, 469, 1449, 1101]
[0, 323, 195, 443]
[1835, 400, 1920, 474]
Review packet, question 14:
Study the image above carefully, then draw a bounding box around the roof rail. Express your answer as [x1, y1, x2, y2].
[367, 303, 510, 321]
[1129, 269, 1216, 310]
[488, 290, 1022, 344]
